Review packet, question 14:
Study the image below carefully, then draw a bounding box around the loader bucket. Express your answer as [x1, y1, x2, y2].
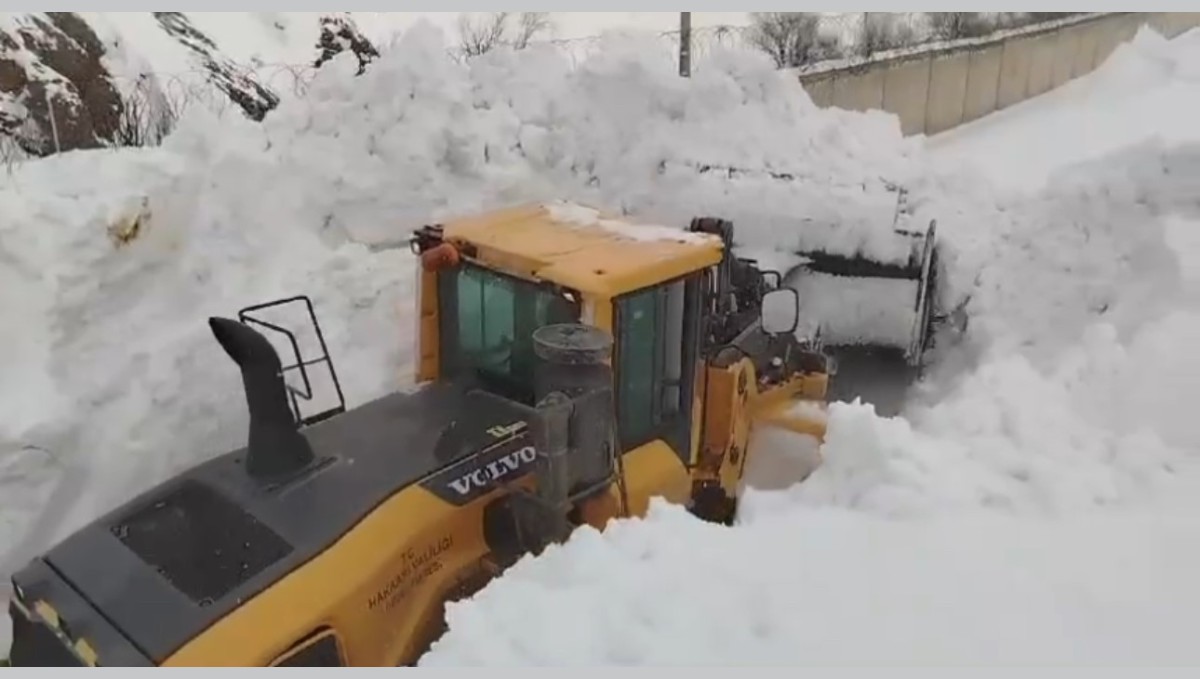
[779, 218, 943, 417]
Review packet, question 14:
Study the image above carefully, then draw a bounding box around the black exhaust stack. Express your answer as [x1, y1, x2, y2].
[208, 317, 315, 482]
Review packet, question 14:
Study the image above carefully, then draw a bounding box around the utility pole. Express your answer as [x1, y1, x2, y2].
[679, 11, 691, 77]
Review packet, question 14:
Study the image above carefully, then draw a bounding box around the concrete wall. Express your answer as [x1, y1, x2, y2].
[798, 12, 1200, 137]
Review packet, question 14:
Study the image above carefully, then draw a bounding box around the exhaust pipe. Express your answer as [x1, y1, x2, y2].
[208, 317, 315, 482]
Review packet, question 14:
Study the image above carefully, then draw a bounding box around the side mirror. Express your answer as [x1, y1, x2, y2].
[760, 288, 800, 336]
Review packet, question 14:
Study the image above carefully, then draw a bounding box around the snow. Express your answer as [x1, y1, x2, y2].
[423, 502, 1200, 666]
[78, 12, 328, 77]
[543, 200, 717, 245]
[79, 13, 200, 76]
[3, 16, 1200, 664]
[787, 272, 919, 348]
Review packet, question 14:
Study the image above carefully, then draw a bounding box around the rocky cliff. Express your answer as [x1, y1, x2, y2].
[0, 13, 123, 156]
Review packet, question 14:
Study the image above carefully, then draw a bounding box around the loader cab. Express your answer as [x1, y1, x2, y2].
[415, 204, 738, 453]
[413, 204, 805, 472]
[432, 248, 709, 462]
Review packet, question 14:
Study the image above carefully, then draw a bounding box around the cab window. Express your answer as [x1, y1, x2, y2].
[613, 271, 703, 461]
[439, 262, 578, 405]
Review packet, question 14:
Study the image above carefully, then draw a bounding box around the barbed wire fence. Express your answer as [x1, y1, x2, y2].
[2, 11, 1091, 170]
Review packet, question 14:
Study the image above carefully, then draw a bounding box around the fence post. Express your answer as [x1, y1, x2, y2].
[921, 52, 934, 136]
[45, 90, 61, 155]
[679, 12, 692, 77]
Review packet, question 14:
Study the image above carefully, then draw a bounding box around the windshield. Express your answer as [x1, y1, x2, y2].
[439, 262, 578, 404]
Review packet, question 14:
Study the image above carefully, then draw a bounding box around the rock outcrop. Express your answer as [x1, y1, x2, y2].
[0, 13, 124, 155]
[151, 12, 279, 122]
[314, 13, 379, 75]
[1, 11, 384, 158]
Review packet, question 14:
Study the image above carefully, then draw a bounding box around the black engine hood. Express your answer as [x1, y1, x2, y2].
[29, 379, 532, 665]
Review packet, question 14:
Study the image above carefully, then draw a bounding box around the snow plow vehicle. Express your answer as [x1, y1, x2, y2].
[6, 201, 945, 667]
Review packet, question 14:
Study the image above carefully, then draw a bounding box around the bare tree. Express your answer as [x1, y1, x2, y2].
[928, 12, 1006, 40]
[860, 13, 916, 56]
[458, 12, 510, 57]
[456, 12, 553, 56]
[513, 12, 552, 49]
[113, 78, 177, 148]
[746, 12, 835, 68]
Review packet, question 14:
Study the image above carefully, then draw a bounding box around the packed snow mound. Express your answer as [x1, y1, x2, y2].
[423, 501, 1200, 666]
[244, 26, 922, 263]
[925, 141, 1197, 365]
[742, 314, 1200, 521]
[919, 26, 1200, 335]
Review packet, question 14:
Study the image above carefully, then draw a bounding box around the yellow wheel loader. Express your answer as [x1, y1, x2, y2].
[5, 201, 945, 667]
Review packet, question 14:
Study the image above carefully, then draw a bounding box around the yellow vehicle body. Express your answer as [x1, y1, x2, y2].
[8, 201, 832, 667]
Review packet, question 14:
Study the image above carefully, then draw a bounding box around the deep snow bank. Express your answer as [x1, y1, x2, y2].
[423, 501, 1200, 666]
[270, 28, 922, 264]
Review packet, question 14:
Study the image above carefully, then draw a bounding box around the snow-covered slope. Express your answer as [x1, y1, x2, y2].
[2, 19, 1199, 664]
[1, 11, 384, 154]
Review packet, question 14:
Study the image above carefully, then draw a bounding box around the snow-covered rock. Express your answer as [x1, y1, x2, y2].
[0, 12, 385, 156]
[314, 13, 379, 74]
[0, 13, 123, 155]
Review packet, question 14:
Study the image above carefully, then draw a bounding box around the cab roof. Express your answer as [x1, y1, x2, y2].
[440, 201, 725, 295]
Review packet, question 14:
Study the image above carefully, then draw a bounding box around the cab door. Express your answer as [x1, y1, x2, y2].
[611, 270, 705, 465]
